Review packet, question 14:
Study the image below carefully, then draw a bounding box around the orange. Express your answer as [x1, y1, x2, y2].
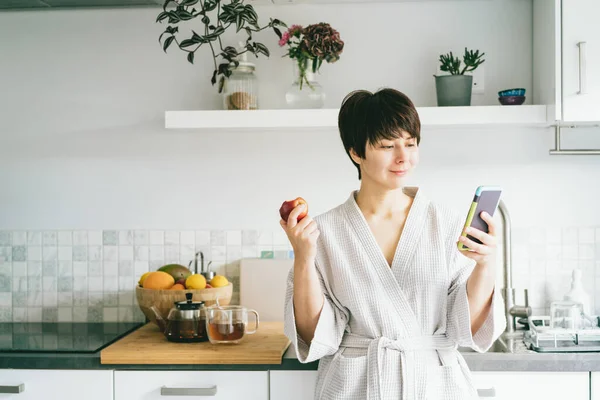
[170, 283, 185, 290]
[142, 271, 175, 290]
[185, 274, 206, 290]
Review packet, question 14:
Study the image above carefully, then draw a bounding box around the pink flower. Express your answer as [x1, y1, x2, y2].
[278, 31, 290, 47]
[289, 24, 303, 36]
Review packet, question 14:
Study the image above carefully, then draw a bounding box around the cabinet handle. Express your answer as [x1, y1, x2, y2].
[160, 386, 217, 396]
[577, 41, 587, 95]
[0, 384, 25, 394]
[477, 387, 496, 397]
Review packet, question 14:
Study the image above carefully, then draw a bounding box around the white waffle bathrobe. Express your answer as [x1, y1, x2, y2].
[284, 188, 506, 400]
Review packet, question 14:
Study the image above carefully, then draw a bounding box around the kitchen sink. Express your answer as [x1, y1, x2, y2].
[458, 335, 531, 354]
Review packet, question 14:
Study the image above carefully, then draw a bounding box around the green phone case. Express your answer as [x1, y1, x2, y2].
[458, 186, 502, 251]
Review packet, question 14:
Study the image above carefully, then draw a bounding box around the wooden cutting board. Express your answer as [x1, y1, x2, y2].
[100, 321, 290, 365]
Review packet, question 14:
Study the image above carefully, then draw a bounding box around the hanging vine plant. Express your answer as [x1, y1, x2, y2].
[157, 0, 286, 92]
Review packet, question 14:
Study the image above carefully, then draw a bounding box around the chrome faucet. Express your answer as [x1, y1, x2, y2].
[497, 200, 532, 336]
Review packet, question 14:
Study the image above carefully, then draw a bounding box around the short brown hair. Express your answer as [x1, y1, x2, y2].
[338, 88, 421, 180]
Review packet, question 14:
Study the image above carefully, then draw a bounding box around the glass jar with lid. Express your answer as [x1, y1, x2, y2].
[222, 57, 259, 110]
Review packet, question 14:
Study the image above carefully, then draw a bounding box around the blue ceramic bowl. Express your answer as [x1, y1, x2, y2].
[498, 96, 526, 106]
[498, 88, 526, 97]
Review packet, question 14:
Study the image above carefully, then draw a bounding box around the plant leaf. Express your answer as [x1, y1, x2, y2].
[235, 14, 244, 32]
[163, 36, 175, 52]
[191, 30, 205, 44]
[254, 42, 269, 57]
[203, 0, 217, 12]
[223, 46, 238, 58]
[178, 9, 194, 20]
[167, 11, 180, 23]
[187, 51, 195, 64]
[180, 38, 197, 48]
[156, 11, 169, 23]
[273, 27, 282, 39]
[218, 62, 231, 76]
[204, 25, 224, 41]
[211, 70, 217, 85]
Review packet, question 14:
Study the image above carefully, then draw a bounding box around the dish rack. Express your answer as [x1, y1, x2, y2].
[523, 315, 600, 352]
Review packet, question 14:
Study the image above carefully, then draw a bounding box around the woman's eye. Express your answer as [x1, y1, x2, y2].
[381, 145, 393, 149]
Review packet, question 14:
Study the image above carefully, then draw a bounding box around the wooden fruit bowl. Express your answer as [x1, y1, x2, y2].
[135, 283, 233, 326]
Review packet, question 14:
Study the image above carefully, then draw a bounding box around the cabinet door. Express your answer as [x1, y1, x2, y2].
[562, 0, 600, 121]
[591, 372, 600, 399]
[114, 371, 268, 400]
[0, 369, 113, 400]
[472, 371, 588, 399]
[270, 371, 317, 400]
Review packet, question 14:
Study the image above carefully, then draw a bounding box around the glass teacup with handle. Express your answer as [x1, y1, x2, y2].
[205, 305, 259, 344]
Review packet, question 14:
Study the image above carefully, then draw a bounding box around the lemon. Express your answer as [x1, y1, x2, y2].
[210, 275, 229, 288]
[186, 274, 207, 290]
[138, 271, 152, 287]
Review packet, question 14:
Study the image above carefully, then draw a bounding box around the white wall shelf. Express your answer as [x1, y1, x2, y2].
[165, 105, 550, 130]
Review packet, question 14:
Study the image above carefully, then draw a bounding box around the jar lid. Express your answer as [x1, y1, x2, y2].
[229, 61, 255, 72]
[175, 292, 205, 310]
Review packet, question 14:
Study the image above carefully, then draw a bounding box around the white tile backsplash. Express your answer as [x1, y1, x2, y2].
[118, 230, 133, 246]
[12, 232, 27, 246]
[1, 227, 599, 322]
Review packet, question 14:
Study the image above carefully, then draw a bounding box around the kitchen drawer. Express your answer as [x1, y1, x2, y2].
[114, 371, 268, 400]
[270, 370, 318, 400]
[0, 369, 112, 400]
[471, 371, 588, 399]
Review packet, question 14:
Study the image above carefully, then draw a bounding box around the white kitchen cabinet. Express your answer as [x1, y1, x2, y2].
[471, 371, 588, 399]
[591, 372, 600, 399]
[534, 0, 600, 122]
[269, 370, 589, 399]
[561, 0, 600, 122]
[114, 371, 268, 400]
[270, 370, 318, 400]
[0, 369, 113, 400]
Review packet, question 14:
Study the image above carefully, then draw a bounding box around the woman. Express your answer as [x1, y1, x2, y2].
[280, 88, 506, 399]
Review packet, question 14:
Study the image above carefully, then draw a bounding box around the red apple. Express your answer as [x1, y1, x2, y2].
[279, 197, 308, 223]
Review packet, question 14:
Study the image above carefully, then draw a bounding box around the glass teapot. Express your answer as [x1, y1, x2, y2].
[151, 293, 208, 342]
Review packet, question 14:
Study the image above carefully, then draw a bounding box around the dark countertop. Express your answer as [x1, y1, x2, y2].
[2, 325, 600, 372]
[3, 346, 600, 372]
[0, 350, 317, 371]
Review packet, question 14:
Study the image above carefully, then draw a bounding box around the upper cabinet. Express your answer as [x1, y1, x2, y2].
[562, 0, 600, 122]
[535, 0, 600, 123]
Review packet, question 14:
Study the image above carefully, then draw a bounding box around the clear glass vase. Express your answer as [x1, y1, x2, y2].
[285, 59, 325, 109]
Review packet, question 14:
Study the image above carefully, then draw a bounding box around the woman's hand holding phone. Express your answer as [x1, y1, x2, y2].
[457, 211, 498, 268]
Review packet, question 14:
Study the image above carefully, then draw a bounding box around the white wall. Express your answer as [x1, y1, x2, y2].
[1, 0, 600, 232]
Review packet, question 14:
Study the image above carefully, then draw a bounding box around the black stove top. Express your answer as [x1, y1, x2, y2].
[0, 322, 145, 353]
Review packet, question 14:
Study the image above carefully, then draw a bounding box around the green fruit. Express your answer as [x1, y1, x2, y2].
[158, 264, 192, 281]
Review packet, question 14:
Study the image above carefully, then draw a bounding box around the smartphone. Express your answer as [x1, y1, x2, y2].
[458, 186, 502, 251]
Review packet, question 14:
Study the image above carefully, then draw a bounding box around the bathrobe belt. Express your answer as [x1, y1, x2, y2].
[340, 333, 457, 400]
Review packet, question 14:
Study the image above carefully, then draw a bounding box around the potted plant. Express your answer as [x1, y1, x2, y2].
[278, 23, 344, 109]
[434, 48, 485, 107]
[156, 0, 286, 94]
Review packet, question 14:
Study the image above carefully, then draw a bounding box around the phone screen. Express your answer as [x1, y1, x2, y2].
[459, 186, 502, 250]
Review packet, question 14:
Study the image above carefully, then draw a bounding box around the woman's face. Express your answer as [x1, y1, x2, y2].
[351, 131, 419, 190]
